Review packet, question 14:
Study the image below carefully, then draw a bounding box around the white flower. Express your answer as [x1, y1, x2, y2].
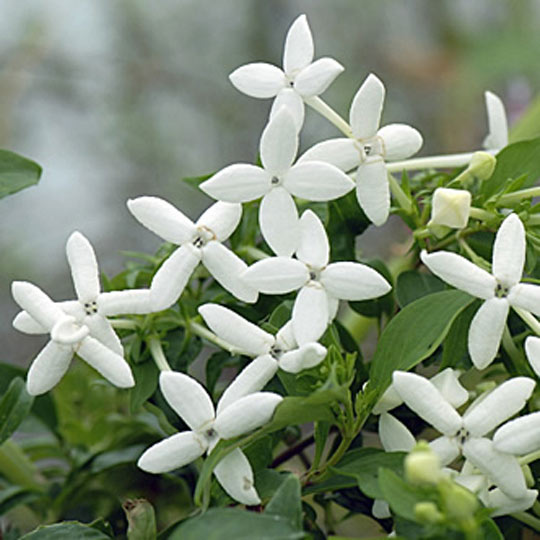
[421, 213, 540, 369]
[200, 108, 354, 257]
[198, 303, 327, 409]
[299, 73, 423, 226]
[392, 370, 535, 499]
[128, 197, 257, 309]
[429, 188, 471, 229]
[12, 281, 134, 395]
[229, 14, 344, 129]
[243, 210, 391, 345]
[483, 91, 508, 152]
[137, 371, 282, 505]
[13, 231, 152, 356]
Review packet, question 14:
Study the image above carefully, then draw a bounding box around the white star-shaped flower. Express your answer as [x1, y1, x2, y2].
[483, 91, 508, 151]
[229, 14, 344, 130]
[421, 213, 540, 369]
[299, 73, 423, 226]
[200, 108, 354, 257]
[12, 281, 134, 395]
[137, 370, 282, 505]
[13, 231, 152, 356]
[242, 210, 391, 345]
[128, 197, 257, 309]
[393, 370, 535, 500]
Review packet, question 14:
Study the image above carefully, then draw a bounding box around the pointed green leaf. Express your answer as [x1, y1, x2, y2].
[0, 378, 34, 445]
[265, 474, 302, 530]
[0, 149, 42, 199]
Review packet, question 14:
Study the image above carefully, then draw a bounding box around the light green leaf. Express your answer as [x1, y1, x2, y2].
[0, 378, 34, 445]
[0, 149, 42, 199]
[20, 522, 111, 539]
[265, 474, 302, 531]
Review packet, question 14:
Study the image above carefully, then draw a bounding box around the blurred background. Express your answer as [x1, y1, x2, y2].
[2, 0, 540, 364]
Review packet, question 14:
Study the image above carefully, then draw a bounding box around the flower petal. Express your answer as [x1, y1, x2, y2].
[26, 341, 72, 396]
[292, 284, 329, 346]
[420, 250, 496, 300]
[229, 62, 285, 98]
[13, 311, 47, 334]
[66, 232, 100, 302]
[283, 14, 314, 76]
[243, 257, 308, 294]
[213, 448, 260, 505]
[508, 283, 540, 317]
[327, 294, 339, 321]
[377, 123, 423, 161]
[431, 368, 469, 409]
[196, 202, 242, 241]
[430, 436, 461, 466]
[484, 91, 508, 150]
[217, 354, 279, 415]
[200, 164, 271, 203]
[138, 431, 206, 473]
[84, 314, 123, 356]
[159, 371, 214, 431]
[214, 392, 282, 439]
[468, 298, 509, 370]
[150, 244, 201, 310]
[259, 187, 299, 257]
[355, 157, 389, 226]
[379, 413, 416, 452]
[350, 73, 385, 140]
[297, 210, 329, 268]
[372, 384, 403, 415]
[492, 214, 525, 288]
[484, 488, 538, 518]
[98, 289, 153, 316]
[201, 242, 258, 303]
[392, 371, 462, 435]
[298, 138, 361, 172]
[294, 57, 344, 97]
[77, 336, 134, 388]
[525, 336, 540, 377]
[260, 108, 298, 176]
[493, 411, 540, 455]
[275, 320, 296, 351]
[127, 196, 196, 245]
[198, 304, 274, 357]
[284, 161, 354, 202]
[270, 88, 305, 132]
[320, 262, 391, 301]
[279, 343, 327, 374]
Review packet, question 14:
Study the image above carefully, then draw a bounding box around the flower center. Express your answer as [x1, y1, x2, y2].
[455, 427, 470, 447]
[495, 282, 510, 298]
[83, 300, 99, 316]
[270, 345, 283, 360]
[192, 226, 215, 248]
[271, 176, 282, 186]
[359, 136, 384, 159]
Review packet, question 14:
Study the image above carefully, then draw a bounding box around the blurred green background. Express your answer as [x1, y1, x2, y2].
[2, 0, 540, 365]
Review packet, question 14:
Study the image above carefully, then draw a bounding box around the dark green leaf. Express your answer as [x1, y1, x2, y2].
[90, 444, 146, 473]
[441, 301, 479, 370]
[265, 474, 302, 530]
[0, 149, 42, 199]
[20, 522, 111, 539]
[0, 378, 34, 445]
[395, 270, 445, 308]
[130, 361, 159, 413]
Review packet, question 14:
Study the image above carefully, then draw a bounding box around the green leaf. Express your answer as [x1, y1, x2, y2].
[20, 522, 111, 539]
[369, 290, 474, 398]
[124, 499, 157, 540]
[90, 444, 146, 473]
[0, 149, 42, 199]
[441, 301, 479, 370]
[265, 474, 302, 530]
[0, 485, 42, 515]
[510, 95, 540, 142]
[168, 508, 305, 540]
[395, 270, 446, 308]
[0, 378, 34, 445]
[130, 361, 159, 413]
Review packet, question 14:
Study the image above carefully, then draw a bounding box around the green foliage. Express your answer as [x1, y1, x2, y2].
[0, 378, 34, 445]
[0, 149, 42, 199]
[20, 521, 112, 539]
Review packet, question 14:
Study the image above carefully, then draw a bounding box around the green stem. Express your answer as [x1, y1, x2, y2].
[189, 322, 244, 355]
[528, 215, 540, 226]
[502, 325, 526, 372]
[304, 96, 353, 137]
[387, 173, 413, 214]
[498, 187, 540, 206]
[0, 440, 44, 492]
[514, 307, 540, 336]
[511, 511, 540, 532]
[111, 319, 138, 330]
[387, 151, 481, 173]
[147, 336, 172, 371]
[468, 207, 493, 221]
[519, 449, 540, 466]
[236, 246, 270, 261]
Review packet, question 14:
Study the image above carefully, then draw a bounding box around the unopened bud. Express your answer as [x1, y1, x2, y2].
[405, 442, 441, 485]
[467, 151, 496, 181]
[438, 478, 479, 519]
[414, 501, 443, 524]
[429, 188, 471, 229]
[123, 498, 157, 540]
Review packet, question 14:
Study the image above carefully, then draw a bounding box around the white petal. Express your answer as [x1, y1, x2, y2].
[420, 250, 496, 300]
[392, 371, 462, 435]
[377, 123, 423, 161]
[283, 14, 313, 76]
[493, 411, 540, 455]
[292, 284, 329, 346]
[463, 377, 535, 437]
[379, 413, 415, 452]
[508, 284, 540, 317]
[26, 341, 72, 396]
[243, 257, 308, 294]
[229, 62, 285, 98]
[430, 368, 469, 409]
[11, 281, 65, 332]
[468, 298, 509, 370]
[66, 232, 100, 303]
[372, 499, 391, 519]
[350, 73, 385, 139]
[429, 436, 461, 466]
[463, 438, 527, 499]
[159, 371, 214, 431]
[525, 336, 540, 377]
[485, 488, 538, 518]
[279, 343, 327, 374]
[320, 262, 391, 301]
[214, 392, 282, 439]
[492, 214, 525, 288]
[13, 311, 47, 334]
[198, 304, 274, 356]
[50, 316, 89, 345]
[150, 244, 201, 310]
[275, 320, 297, 351]
[484, 91, 508, 150]
[201, 242, 258, 303]
[77, 336, 134, 388]
[294, 58, 344, 97]
[284, 161, 354, 202]
[270, 88, 305, 132]
[98, 289, 153, 316]
[213, 448, 260, 505]
[84, 314, 123, 356]
[327, 294, 339, 321]
[137, 431, 206, 473]
[297, 210, 329, 268]
[298, 138, 361, 172]
[259, 188, 299, 257]
[58, 300, 86, 320]
[200, 164, 271, 203]
[260, 107, 298, 176]
[196, 202, 242, 242]
[127, 196, 196, 245]
[217, 354, 279, 415]
[372, 384, 403, 414]
[355, 158, 389, 226]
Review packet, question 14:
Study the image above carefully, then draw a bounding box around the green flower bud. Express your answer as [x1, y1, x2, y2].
[467, 151, 496, 181]
[414, 501, 444, 524]
[123, 498, 157, 540]
[438, 478, 479, 520]
[405, 442, 441, 485]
